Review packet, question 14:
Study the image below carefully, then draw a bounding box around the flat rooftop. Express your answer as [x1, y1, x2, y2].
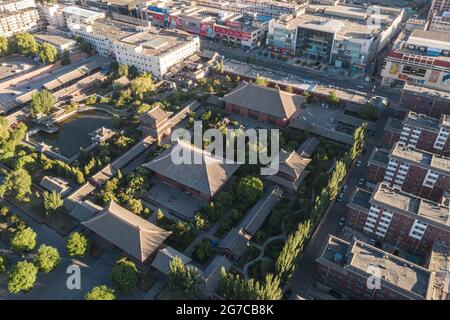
[349, 239, 431, 299]
[319, 235, 431, 299]
[34, 33, 76, 47]
[349, 188, 372, 210]
[403, 83, 450, 100]
[428, 242, 450, 300]
[392, 31, 450, 63]
[87, 18, 141, 40]
[119, 28, 195, 56]
[368, 148, 389, 167]
[404, 112, 441, 132]
[62, 5, 104, 18]
[390, 143, 450, 176]
[372, 183, 450, 228]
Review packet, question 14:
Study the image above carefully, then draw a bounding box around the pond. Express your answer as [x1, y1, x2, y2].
[30, 111, 113, 159]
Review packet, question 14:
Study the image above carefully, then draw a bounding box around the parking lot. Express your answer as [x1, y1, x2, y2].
[0, 55, 38, 82]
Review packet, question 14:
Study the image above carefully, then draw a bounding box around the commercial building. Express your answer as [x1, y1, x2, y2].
[142, 3, 270, 48]
[266, 3, 404, 73]
[316, 235, 438, 300]
[222, 81, 304, 125]
[380, 30, 450, 92]
[0, 0, 42, 37]
[346, 184, 450, 255]
[194, 0, 304, 18]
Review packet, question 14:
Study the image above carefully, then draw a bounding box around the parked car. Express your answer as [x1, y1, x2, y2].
[355, 159, 362, 167]
[341, 185, 348, 193]
[338, 217, 346, 226]
[358, 177, 366, 186]
[337, 192, 345, 202]
[368, 239, 376, 246]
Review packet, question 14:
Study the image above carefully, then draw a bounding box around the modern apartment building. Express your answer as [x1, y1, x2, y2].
[267, 3, 404, 73]
[316, 235, 448, 300]
[380, 30, 450, 92]
[346, 184, 450, 255]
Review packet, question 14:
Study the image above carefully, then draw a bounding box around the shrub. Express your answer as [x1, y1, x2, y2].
[85, 285, 116, 300]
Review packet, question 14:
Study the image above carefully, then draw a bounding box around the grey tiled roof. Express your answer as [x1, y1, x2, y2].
[82, 201, 172, 262]
[222, 81, 304, 119]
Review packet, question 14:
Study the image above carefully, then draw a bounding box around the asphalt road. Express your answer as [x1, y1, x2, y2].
[286, 108, 392, 299]
[200, 40, 401, 104]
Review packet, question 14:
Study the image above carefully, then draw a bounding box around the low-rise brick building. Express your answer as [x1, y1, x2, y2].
[316, 235, 450, 300]
[346, 184, 450, 256]
[367, 148, 390, 183]
[399, 84, 450, 120]
[316, 235, 433, 300]
[383, 117, 403, 147]
[222, 81, 304, 126]
[382, 143, 450, 202]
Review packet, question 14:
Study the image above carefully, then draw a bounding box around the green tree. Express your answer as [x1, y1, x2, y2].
[11, 227, 37, 252]
[13, 33, 39, 56]
[0, 255, 7, 272]
[35, 244, 61, 273]
[111, 258, 140, 294]
[168, 256, 202, 299]
[0, 116, 10, 144]
[43, 191, 64, 215]
[327, 160, 347, 199]
[255, 76, 268, 87]
[349, 122, 368, 162]
[66, 232, 89, 257]
[85, 285, 116, 300]
[276, 221, 311, 284]
[131, 75, 155, 99]
[39, 43, 58, 64]
[235, 176, 264, 206]
[8, 261, 38, 294]
[30, 89, 54, 118]
[118, 64, 129, 77]
[328, 90, 340, 105]
[193, 238, 213, 264]
[0, 168, 32, 202]
[285, 85, 294, 93]
[61, 50, 71, 65]
[0, 36, 9, 57]
[192, 213, 208, 231]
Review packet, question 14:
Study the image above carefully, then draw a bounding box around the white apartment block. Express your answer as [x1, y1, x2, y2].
[0, 0, 35, 13]
[0, 8, 41, 37]
[113, 32, 200, 78]
[64, 7, 200, 78]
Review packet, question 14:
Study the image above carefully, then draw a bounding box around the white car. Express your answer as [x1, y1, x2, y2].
[355, 160, 362, 167]
[337, 192, 345, 202]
